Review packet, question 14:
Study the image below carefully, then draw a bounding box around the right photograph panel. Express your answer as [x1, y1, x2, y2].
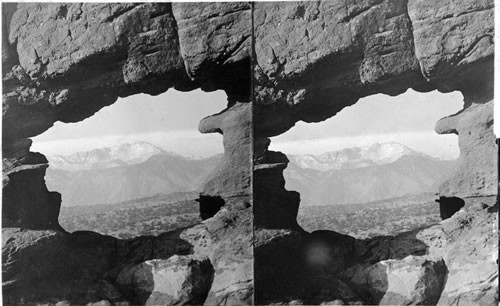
[252, 1, 497, 305]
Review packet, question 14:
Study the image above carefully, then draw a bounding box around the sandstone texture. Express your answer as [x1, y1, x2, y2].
[2, 228, 195, 305]
[254, 0, 493, 134]
[2, 1, 498, 305]
[116, 255, 214, 305]
[436, 100, 497, 198]
[4, 3, 250, 140]
[3, 2, 252, 305]
[344, 255, 447, 305]
[3, 1, 250, 230]
[415, 198, 498, 306]
[253, 2, 496, 304]
[180, 196, 254, 305]
[255, 198, 497, 305]
[200, 102, 251, 199]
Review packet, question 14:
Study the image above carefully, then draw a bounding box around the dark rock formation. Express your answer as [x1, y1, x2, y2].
[436, 196, 465, 220]
[255, 197, 497, 305]
[2, 228, 192, 305]
[198, 195, 225, 220]
[254, 138, 301, 230]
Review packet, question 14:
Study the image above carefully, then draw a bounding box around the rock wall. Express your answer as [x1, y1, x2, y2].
[2, 1, 497, 305]
[253, 0, 496, 230]
[252, 0, 496, 304]
[3, 3, 253, 305]
[3, 2, 251, 228]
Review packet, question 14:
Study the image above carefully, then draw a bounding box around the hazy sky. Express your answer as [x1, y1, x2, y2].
[32, 89, 227, 157]
[270, 89, 463, 160]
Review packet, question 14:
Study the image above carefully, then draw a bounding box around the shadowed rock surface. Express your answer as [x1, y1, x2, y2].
[254, 197, 497, 305]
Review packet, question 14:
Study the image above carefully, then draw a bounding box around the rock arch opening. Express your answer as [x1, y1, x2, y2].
[270, 89, 464, 237]
[30, 89, 227, 238]
[253, 83, 497, 304]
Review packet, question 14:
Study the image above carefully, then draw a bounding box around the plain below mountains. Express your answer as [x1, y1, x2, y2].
[45, 142, 222, 206]
[285, 142, 458, 206]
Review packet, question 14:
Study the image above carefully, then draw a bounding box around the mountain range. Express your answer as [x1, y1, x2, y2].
[285, 142, 458, 205]
[45, 142, 222, 206]
[45, 141, 457, 207]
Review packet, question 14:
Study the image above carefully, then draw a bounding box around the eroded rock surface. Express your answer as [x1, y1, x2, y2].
[181, 196, 253, 305]
[3, 1, 250, 229]
[2, 227, 199, 304]
[415, 198, 498, 305]
[436, 99, 497, 198]
[2, 1, 497, 305]
[344, 255, 447, 305]
[253, 2, 496, 304]
[254, 0, 494, 134]
[3, 3, 252, 305]
[255, 197, 497, 305]
[4, 3, 251, 141]
[116, 255, 214, 305]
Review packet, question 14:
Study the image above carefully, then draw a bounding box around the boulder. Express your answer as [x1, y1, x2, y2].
[417, 200, 498, 305]
[2, 228, 122, 304]
[344, 255, 447, 305]
[116, 255, 214, 306]
[2, 227, 197, 305]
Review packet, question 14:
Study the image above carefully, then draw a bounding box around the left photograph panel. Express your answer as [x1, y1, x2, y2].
[2, 3, 252, 305]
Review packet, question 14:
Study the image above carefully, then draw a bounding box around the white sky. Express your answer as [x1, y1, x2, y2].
[270, 89, 464, 160]
[31, 89, 227, 158]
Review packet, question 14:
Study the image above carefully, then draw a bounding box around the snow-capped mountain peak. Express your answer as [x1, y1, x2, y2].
[47, 142, 170, 171]
[289, 142, 423, 171]
[361, 142, 417, 164]
[109, 142, 164, 164]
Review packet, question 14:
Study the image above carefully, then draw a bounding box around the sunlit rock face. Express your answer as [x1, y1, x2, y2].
[436, 99, 497, 198]
[254, 0, 493, 133]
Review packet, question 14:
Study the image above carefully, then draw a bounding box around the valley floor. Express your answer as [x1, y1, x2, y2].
[298, 193, 441, 238]
[59, 192, 201, 239]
